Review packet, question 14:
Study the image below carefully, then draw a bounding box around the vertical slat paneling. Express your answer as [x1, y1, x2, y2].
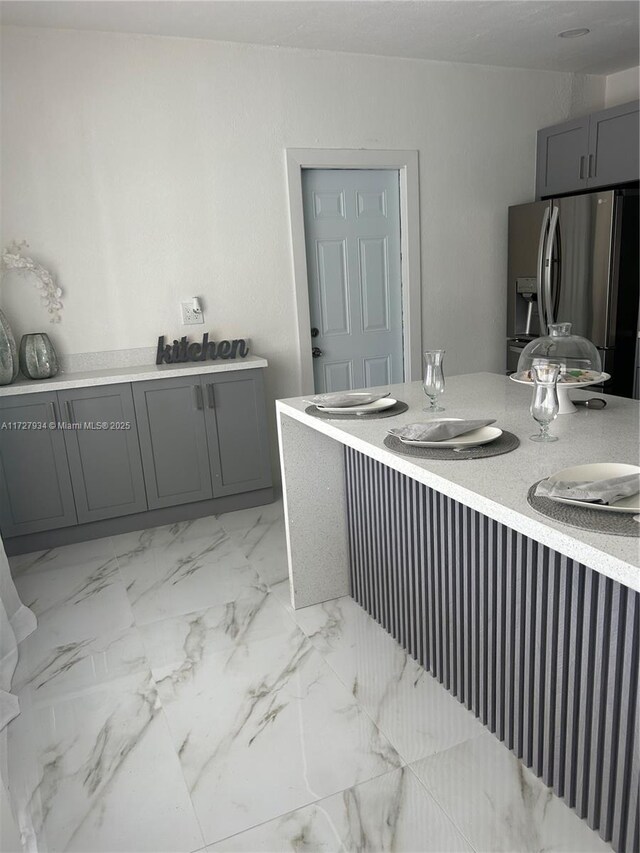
[343, 447, 638, 853]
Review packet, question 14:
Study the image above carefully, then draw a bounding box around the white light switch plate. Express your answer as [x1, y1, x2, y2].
[181, 302, 204, 325]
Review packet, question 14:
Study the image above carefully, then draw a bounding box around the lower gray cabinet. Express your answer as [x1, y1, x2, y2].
[203, 371, 272, 497]
[133, 376, 214, 509]
[57, 384, 147, 523]
[0, 392, 77, 536]
[133, 370, 272, 508]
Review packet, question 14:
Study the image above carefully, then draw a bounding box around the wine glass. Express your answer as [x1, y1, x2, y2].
[423, 350, 445, 412]
[530, 362, 560, 442]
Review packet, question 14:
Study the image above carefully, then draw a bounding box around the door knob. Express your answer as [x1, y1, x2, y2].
[311, 327, 319, 338]
[312, 347, 323, 359]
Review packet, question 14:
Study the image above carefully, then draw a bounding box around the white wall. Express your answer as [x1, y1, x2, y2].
[1, 26, 604, 406]
[605, 66, 639, 107]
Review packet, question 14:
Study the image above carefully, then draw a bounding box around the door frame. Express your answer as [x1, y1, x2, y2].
[285, 148, 422, 394]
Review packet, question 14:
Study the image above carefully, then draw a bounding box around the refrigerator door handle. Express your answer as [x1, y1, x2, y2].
[536, 205, 550, 333]
[544, 205, 559, 332]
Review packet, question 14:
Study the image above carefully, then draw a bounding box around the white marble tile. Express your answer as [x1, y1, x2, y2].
[12, 624, 148, 701]
[8, 537, 116, 577]
[206, 766, 472, 853]
[143, 593, 402, 845]
[269, 578, 294, 611]
[7, 670, 205, 853]
[410, 732, 612, 853]
[226, 515, 289, 587]
[139, 581, 290, 667]
[291, 596, 484, 764]
[216, 499, 283, 534]
[14, 556, 134, 640]
[111, 514, 226, 559]
[117, 528, 258, 626]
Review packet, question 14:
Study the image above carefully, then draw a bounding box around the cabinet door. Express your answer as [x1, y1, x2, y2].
[536, 117, 589, 198]
[133, 377, 213, 509]
[587, 101, 639, 188]
[202, 371, 272, 497]
[0, 393, 77, 536]
[57, 384, 147, 524]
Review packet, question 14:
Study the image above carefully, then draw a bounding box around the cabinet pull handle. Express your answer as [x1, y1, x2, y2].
[207, 383, 215, 408]
[588, 153, 595, 178]
[194, 385, 204, 410]
[579, 155, 585, 180]
[49, 401, 58, 428]
[65, 401, 73, 423]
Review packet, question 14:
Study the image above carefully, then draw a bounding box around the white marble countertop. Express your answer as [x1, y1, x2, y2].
[277, 373, 640, 592]
[0, 355, 268, 396]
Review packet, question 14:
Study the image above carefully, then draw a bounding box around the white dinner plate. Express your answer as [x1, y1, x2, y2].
[317, 397, 397, 414]
[396, 418, 503, 448]
[544, 462, 640, 514]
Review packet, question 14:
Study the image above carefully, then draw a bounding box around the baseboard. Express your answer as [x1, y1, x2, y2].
[3, 488, 275, 556]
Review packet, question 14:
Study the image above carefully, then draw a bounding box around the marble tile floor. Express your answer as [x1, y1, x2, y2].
[5, 500, 611, 853]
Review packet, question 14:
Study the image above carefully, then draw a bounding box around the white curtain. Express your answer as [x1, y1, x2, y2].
[0, 538, 36, 732]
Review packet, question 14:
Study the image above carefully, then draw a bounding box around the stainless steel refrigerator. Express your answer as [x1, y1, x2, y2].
[507, 188, 639, 398]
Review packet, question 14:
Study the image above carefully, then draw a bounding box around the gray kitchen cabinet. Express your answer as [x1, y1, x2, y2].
[203, 371, 272, 497]
[587, 101, 639, 189]
[133, 376, 213, 509]
[536, 101, 639, 198]
[57, 384, 147, 523]
[536, 116, 590, 198]
[0, 392, 77, 536]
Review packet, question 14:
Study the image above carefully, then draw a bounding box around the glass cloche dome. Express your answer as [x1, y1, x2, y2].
[517, 322, 602, 380]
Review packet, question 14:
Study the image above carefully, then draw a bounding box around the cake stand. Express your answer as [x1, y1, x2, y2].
[509, 372, 611, 414]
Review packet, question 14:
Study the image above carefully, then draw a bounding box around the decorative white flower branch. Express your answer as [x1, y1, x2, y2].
[1, 240, 64, 323]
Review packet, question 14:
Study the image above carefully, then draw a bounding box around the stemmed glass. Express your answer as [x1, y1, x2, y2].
[530, 362, 560, 442]
[423, 350, 445, 412]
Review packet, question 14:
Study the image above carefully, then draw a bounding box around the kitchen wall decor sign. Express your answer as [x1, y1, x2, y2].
[156, 333, 249, 364]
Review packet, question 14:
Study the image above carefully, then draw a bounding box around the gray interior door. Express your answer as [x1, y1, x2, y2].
[587, 102, 639, 188]
[58, 384, 147, 523]
[536, 117, 589, 198]
[202, 371, 272, 497]
[0, 393, 77, 536]
[133, 377, 213, 509]
[302, 169, 404, 392]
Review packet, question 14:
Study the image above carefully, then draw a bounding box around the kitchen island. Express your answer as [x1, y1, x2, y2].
[276, 373, 639, 853]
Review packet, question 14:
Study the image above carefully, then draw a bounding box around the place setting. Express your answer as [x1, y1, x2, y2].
[528, 462, 640, 537]
[303, 391, 409, 420]
[383, 350, 519, 459]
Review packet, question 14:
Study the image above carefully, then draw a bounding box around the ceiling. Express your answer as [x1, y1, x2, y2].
[1, 1, 638, 75]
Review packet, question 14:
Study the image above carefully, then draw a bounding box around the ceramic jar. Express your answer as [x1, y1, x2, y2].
[19, 332, 59, 380]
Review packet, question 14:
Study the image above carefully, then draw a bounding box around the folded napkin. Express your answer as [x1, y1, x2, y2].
[535, 474, 640, 506]
[388, 419, 496, 442]
[306, 391, 390, 408]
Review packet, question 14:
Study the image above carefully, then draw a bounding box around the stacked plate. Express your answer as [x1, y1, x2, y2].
[538, 463, 640, 514]
[306, 391, 398, 415]
[389, 417, 502, 449]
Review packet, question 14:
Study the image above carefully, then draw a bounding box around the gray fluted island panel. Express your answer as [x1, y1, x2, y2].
[277, 374, 639, 852]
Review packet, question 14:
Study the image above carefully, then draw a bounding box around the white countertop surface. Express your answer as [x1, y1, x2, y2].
[277, 373, 640, 592]
[0, 355, 268, 396]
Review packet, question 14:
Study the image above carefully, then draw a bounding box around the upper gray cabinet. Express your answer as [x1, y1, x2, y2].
[536, 116, 590, 198]
[133, 376, 214, 509]
[536, 101, 639, 198]
[57, 384, 147, 523]
[0, 393, 77, 537]
[587, 102, 640, 188]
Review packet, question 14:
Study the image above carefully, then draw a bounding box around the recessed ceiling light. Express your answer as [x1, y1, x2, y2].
[558, 28, 591, 38]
